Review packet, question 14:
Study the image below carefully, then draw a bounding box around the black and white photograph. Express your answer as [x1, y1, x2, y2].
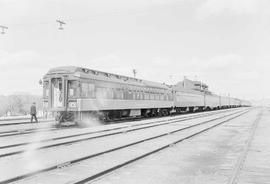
[0, 0, 269, 183]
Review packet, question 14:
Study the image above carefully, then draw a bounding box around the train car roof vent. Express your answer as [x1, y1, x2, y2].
[81, 68, 89, 73]
[89, 70, 95, 75]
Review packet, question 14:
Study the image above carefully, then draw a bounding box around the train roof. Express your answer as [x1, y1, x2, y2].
[47, 66, 78, 74]
[45, 66, 170, 90]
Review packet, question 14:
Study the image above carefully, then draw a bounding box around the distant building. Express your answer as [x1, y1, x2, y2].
[175, 78, 209, 92]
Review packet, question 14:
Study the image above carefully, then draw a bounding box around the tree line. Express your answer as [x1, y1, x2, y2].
[0, 94, 42, 117]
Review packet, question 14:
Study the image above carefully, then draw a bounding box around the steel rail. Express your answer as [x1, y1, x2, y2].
[0, 127, 59, 137]
[0, 109, 244, 158]
[0, 124, 78, 138]
[0, 109, 249, 184]
[74, 110, 250, 184]
[0, 109, 234, 136]
[0, 119, 53, 126]
[0, 108, 238, 150]
[0, 117, 46, 122]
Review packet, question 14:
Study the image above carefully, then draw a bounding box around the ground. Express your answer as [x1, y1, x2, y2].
[92, 108, 269, 184]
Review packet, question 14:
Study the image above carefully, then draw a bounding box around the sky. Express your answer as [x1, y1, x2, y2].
[0, 0, 269, 100]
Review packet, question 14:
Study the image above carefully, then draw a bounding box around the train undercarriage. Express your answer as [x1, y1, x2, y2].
[54, 105, 240, 126]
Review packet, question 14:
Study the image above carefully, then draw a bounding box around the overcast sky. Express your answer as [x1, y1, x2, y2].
[0, 0, 269, 100]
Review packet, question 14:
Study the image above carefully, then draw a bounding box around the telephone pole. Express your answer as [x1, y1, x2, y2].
[56, 20, 66, 30]
[0, 25, 8, 34]
[132, 69, 137, 78]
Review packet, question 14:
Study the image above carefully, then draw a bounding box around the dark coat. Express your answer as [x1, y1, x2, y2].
[30, 105, 37, 115]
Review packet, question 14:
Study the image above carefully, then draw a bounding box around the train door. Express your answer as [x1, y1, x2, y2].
[51, 78, 64, 108]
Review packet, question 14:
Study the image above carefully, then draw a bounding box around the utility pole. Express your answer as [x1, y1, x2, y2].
[132, 69, 137, 78]
[183, 76, 187, 88]
[0, 25, 8, 34]
[56, 20, 66, 30]
[228, 93, 231, 107]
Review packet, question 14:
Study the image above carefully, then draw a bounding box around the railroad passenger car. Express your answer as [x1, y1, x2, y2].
[173, 78, 225, 111]
[205, 94, 220, 109]
[172, 87, 204, 112]
[43, 66, 251, 125]
[43, 66, 174, 124]
[220, 96, 231, 108]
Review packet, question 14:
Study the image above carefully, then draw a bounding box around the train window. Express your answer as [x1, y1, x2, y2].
[150, 93, 154, 100]
[136, 91, 140, 100]
[88, 84, 95, 98]
[95, 87, 113, 99]
[168, 93, 173, 101]
[133, 89, 136, 99]
[124, 89, 128, 99]
[123, 89, 127, 99]
[147, 92, 150, 100]
[119, 89, 124, 99]
[114, 89, 123, 99]
[69, 81, 80, 98]
[113, 89, 117, 99]
[69, 89, 74, 96]
[114, 89, 118, 99]
[164, 94, 168, 101]
[80, 82, 95, 98]
[96, 87, 106, 99]
[107, 88, 114, 99]
[51, 78, 64, 107]
[133, 91, 136, 100]
[155, 94, 159, 100]
[128, 90, 133, 100]
[140, 91, 143, 100]
[130, 90, 133, 100]
[138, 92, 141, 100]
[160, 94, 164, 101]
[144, 92, 149, 100]
[81, 83, 88, 97]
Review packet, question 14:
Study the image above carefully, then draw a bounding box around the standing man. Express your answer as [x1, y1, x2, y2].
[30, 102, 38, 123]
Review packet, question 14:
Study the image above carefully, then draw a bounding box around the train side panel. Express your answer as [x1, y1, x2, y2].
[205, 94, 220, 108]
[174, 91, 204, 107]
[220, 96, 230, 107]
[77, 99, 173, 111]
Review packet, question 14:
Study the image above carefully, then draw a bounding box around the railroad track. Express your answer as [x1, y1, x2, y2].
[0, 108, 242, 157]
[0, 119, 53, 126]
[0, 124, 78, 138]
[0, 108, 250, 184]
[0, 108, 239, 139]
[0, 109, 232, 137]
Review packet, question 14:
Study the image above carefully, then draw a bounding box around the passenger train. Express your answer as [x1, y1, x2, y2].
[42, 66, 251, 125]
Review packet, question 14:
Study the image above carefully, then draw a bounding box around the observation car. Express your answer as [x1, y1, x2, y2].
[43, 66, 174, 123]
